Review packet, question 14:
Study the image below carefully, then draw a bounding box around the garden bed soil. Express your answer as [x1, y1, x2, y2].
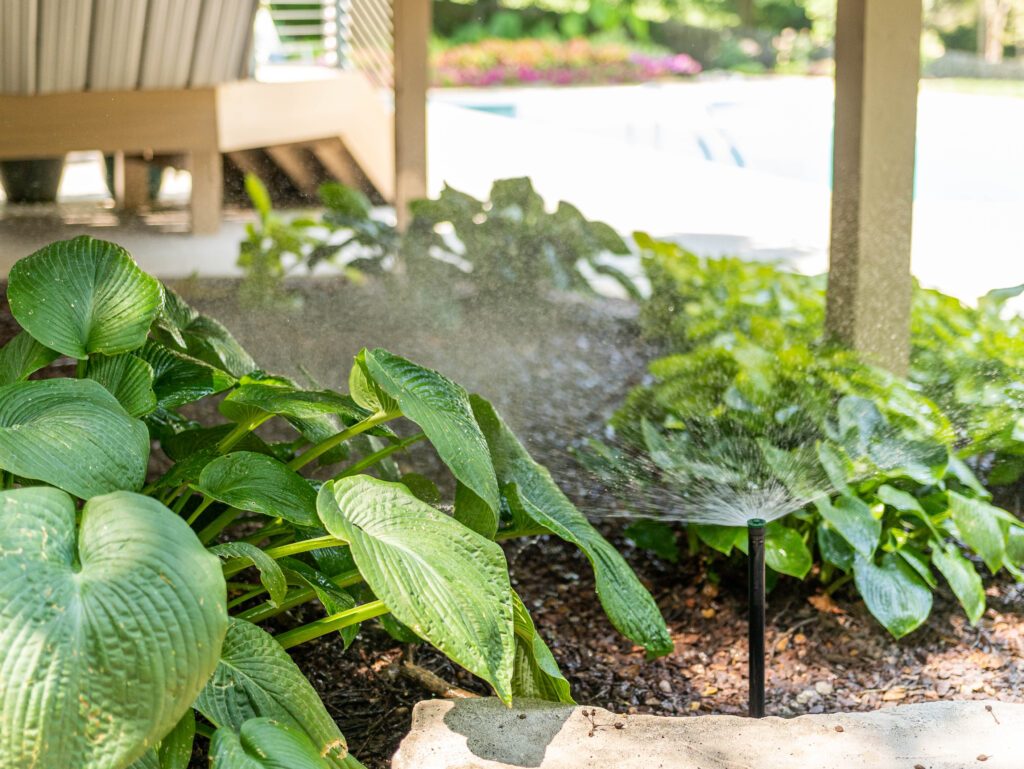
[2, 277, 1022, 769]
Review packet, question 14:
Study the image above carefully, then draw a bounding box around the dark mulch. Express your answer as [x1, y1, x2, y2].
[2, 276, 1022, 769]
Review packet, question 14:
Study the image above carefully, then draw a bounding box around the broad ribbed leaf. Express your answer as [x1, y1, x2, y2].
[472, 395, 672, 658]
[85, 352, 157, 417]
[932, 542, 985, 623]
[137, 339, 236, 409]
[158, 709, 197, 769]
[199, 452, 318, 526]
[8, 236, 163, 358]
[765, 521, 813, 577]
[364, 349, 499, 513]
[454, 480, 497, 538]
[210, 542, 288, 606]
[195, 619, 351, 767]
[348, 349, 397, 414]
[152, 286, 255, 377]
[511, 592, 574, 703]
[318, 476, 515, 702]
[128, 752, 160, 769]
[222, 384, 368, 422]
[817, 521, 854, 571]
[0, 378, 149, 498]
[948, 491, 1005, 573]
[0, 330, 59, 384]
[853, 552, 933, 638]
[211, 719, 332, 769]
[0, 488, 227, 769]
[278, 558, 360, 648]
[814, 495, 880, 558]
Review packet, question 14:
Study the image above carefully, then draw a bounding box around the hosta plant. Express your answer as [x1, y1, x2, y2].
[236, 174, 640, 305]
[584, 234, 1024, 639]
[0, 236, 671, 769]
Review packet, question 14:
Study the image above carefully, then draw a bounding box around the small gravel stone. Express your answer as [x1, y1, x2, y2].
[815, 681, 834, 696]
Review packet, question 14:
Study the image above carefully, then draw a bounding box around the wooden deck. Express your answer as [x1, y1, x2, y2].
[0, 74, 394, 233]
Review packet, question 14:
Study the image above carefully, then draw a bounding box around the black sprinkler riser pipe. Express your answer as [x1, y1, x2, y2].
[747, 518, 766, 718]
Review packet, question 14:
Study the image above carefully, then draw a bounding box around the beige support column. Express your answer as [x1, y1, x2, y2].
[393, 0, 430, 230]
[826, 0, 922, 376]
[189, 149, 223, 235]
[113, 152, 150, 212]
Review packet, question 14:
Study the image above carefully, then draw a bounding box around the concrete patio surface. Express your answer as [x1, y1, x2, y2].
[392, 697, 1024, 769]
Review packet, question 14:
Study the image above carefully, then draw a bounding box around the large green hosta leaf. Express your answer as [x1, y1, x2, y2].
[0, 488, 227, 769]
[195, 619, 354, 769]
[948, 491, 1005, 574]
[0, 378, 149, 498]
[318, 476, 515, 702]
[85, 352, 158, 417]
[8, 236, 163, 359]
[211, 719, 332, 769]
[363, 349, 500, 515]
[136, 339, 236, 409]
[198, 452, 318, 526]
[151, 285, 255, 378]
[853, 552, 933, 638]
[0, 330, 59, 385]
[511, 592, 574, 704]
[471, 395, 673, 658]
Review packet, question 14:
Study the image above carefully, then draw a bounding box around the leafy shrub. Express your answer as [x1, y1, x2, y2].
[584, 234, 1024, 638]
[238, 176, 397, 307]
[237, 175, 640, 303]
[405, 176, 641, 300]
[0, 236, 670, 768]
[431, 38, 700, 87]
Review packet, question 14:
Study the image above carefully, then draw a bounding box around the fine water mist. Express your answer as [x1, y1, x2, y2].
[575, 396, 950, 529]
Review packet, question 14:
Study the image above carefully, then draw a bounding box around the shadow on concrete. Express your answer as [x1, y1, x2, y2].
[443, 698, 574, 768]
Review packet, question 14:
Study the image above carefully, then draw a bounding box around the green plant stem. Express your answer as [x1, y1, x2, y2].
[194, 722, 216, 740]
[186, 495, 216, 526]
[171, 487, 193, 514]
[275, 600, 388, 650]
[76, 357, 87, 378]
[226, 581, 262, 591]
[263, 535, 347, 561]
[216, 416, 270, 454]
[240, 523, 291, 545]
[825, 573, 853, 595]
[334, 432, 427, 480]
[0, 471, 11, 490]
[221, 535, 347, 579]
[288, 411, 397, 472]
[235, 568, 363, 623]
[227, 586, 268, 610]
[198, 507, 244, 545]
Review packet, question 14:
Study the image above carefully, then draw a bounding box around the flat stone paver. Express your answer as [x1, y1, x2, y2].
[392, 697, 1024, 769]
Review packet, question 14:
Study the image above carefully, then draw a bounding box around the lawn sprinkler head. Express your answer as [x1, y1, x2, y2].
[747, 517, 766, 718]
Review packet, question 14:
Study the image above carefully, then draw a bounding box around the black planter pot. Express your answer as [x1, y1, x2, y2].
[0, 157, 65, 203]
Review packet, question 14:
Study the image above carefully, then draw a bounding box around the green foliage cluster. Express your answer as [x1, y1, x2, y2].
[238, 176, 397, 307]
[405, 177, 640, 300]
[0, 236, 670, 769]
[585, 234, 1024, 638]
[238, 174, 639, 303]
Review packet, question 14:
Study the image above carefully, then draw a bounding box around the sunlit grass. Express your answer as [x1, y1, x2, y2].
[921, 77, 1024, 99]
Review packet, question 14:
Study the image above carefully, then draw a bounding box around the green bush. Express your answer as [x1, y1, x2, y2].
[238, 175, 640, 303]
[584, 234, 1024, 638]
[0, 236, 670, 768]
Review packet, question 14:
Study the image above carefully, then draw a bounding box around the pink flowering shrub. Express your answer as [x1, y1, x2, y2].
[432, 38, 701, 87]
